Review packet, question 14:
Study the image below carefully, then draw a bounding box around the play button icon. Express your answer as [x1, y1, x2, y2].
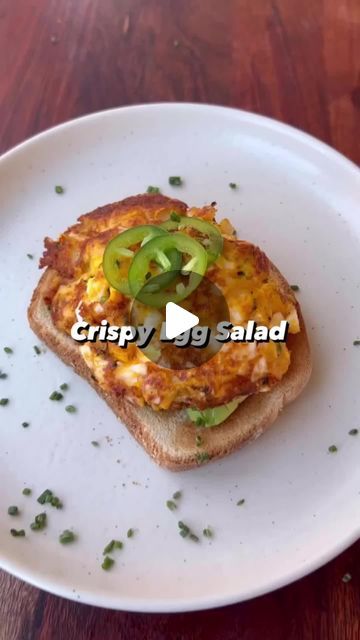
[165, 302, 199, 340]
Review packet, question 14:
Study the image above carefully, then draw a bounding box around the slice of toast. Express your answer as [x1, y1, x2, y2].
[28, 198, 312, 471]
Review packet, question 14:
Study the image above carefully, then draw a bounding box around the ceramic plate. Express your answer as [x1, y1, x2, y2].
[0, 104, 359, 612]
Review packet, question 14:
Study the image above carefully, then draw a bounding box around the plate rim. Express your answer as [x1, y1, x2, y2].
[0, 102, 359, 612]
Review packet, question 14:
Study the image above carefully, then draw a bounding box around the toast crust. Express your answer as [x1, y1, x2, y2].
[28, 196, 312, 471]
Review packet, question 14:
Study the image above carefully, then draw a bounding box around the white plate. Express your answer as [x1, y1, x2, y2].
[0, 104, 359, 612]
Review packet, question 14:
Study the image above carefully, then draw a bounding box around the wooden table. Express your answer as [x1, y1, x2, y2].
[0, 1, 359, 638]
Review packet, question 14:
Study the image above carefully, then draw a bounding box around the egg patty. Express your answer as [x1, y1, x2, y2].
[40, 194, 300, 411]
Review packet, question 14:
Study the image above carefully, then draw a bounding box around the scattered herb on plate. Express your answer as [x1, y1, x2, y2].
[10, 529, 25, 537]
[7, 506, 19, 516]
[33, 345, 41, 355]
[27, 253, 34, 259]
[166, 500, 177, 511]
[203, 527, 213, 538]
[147, 186, 160, 194]
[127, 528, 135, 538]
[30, 512, 47, 531]
[60, 383, 69, 391]
[229, 182, 238, 189]
[172, 491, 182, 500]
[55, 185, 64, 194]
[290, 285, 300, 292]
[65, 405, 76, 413]
[49, 390, 63, 401]
[0, 370, 7, 379]
[0, 398, 9, 406]
[353, 340, 360, 346]
[349, 428, 358, 436]
[169, 176, 182, 186]
[237, 498, 245, 506]
[22, 488, 31, 496]
[3, 347, 13, 354]
[102, 556, 115, 571]
[22, 421, 30, 428]
[328, 444, 338, 453]
[59, 529, 76, 544]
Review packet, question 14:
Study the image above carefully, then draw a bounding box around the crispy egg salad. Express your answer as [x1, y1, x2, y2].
[40, 194, 300, 427]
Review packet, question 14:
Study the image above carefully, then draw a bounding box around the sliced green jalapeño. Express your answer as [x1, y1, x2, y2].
[128, 232, 208, 307]
[160, 216, 223, 264]
[102, 225, 181, 295]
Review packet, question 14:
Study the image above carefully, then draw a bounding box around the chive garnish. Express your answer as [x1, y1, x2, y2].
[127, 528, 135, 538]
[189, 533, 199, 542]
[37, 489, 53, 504]
[178, 521, 190, 538]
[55, 185, 64, 194]
[170, 211, 181, 222]
[237, 498, 245, 506]
[169, 176, 182, 186]
[353, 340, 360, 346]
[37, 489, 62, 508]
[203, 527, 213, 538]
[102, 556, 115, 571]
[349, 428, 359, 436]
[328, 444, 338, 453]
[173, 491, 182, 500]
[22, 422, 30, 428]
[196, 452, 210, 465]
[10, 529, 25, 537]
[60, 383, 69, 391]
[30, 512, 47, 531]
[65, 405, 76, 413]
[0, 398, 9, 406]
[229, 182, 238, 189]
[27, 253, 34, 259]
[0, 371, 7, 379]
[49, 391, 63, 401]
[290, 285, 300, 292]
[4, 347, 13, 354]
[103, 539, 123, 555]
[91, 441, 99, 447]
[22, 488, 31, 496]
[146, 186, 160, 194]
[33, 345, 41, 355]
[8, 506, 19, 516]
[166, 500, 177, 511]
[59, 529, 76, 544]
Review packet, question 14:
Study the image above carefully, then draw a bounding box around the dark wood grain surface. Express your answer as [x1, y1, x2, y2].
[0, 0, 359, 638]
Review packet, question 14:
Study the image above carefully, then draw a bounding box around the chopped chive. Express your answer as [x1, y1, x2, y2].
[59, 529, 76, 544]
[203, 527, 213, 538]
[27, 253, 34, 260]
[196, 452, 210, 465]
[22, 488, 31, 496]
[328, 444, 338, 453]
[290, 285, 300, 292]
[22, 422, 30, 428]
[195, 416, 206, 426]
[0, 398, 9, 406]
[146, 186, 160, 194]
[349, 428, 359, 436]
[50, 496, 63, 509]
[30, 512, 47, 531]
[237, 498, 245, 506]
[49, 390, 63, 401]
[172, 491, 182, 500]
[0, 370, 7, 379]
[7, 506, 19, 516]
[10, 528, 25, 537]
[55, 185, 64, 194]
[166, 500, 177, 511]
[127, 528, 135, 538]
[342, 572, 352, 583]
[353, 340, 360, 346]
[91, 440, 99, 447]
[189, 533, 199, 542]
[33, 345, 41, 355]
[37, 489, 53, 504]
[169, 176, 182, 186]
[65, 405, 76, 413]
[102, 556, 114, 571]
[4, 347, 13, 354]
[195, 434, 203, 447]
[103, 539, 123, 555]
[229, 182, 238, 189]
[178, 521, 190, 538]
[170, 211, 181, 222]
[60, 383, 69, 391]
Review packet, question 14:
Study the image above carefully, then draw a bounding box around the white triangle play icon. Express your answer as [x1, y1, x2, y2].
[165, 302, 199, 340]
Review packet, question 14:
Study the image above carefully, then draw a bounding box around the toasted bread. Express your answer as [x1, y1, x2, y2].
[28, 197, 312, 471]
